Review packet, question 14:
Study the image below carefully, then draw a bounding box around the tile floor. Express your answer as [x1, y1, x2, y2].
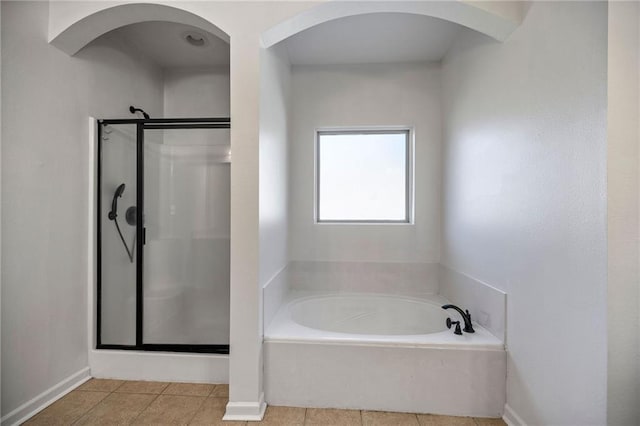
[23, 379, 507, 426]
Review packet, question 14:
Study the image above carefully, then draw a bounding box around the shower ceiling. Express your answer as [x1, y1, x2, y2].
[115, 21, 230, 68]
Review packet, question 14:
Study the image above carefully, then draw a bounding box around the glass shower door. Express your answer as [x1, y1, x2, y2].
[98, 122, 138, 346]
[142, 127, 230, 346]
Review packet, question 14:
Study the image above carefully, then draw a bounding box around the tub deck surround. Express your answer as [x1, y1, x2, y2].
[264, 341, 506, 418]
[264, 292, 506, 417]
[438, 265, 507, 342]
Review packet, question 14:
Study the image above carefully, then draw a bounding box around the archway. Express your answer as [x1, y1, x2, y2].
[260, 0, 523, 48]
[49, 2, 228, 55]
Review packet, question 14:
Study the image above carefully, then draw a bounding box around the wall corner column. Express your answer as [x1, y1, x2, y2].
[607, 2, 640, 425]
[224, 32, 266, 422]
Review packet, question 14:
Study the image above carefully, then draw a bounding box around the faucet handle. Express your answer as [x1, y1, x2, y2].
[464, 309, 475, 333]
[446, 318, 463, 335]
[453, 322, 462, 335]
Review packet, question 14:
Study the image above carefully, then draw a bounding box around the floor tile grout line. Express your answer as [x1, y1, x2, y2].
[127, 392, 162, 425]
[68, 390, 110, 426]
[70, 400, 99, 426]
[72, 381, 126, 426]
[161, 382, 216, 397]
[159, 382, 170, 394]
[112, 379, 126, 393]
[184, 394, 209, 426]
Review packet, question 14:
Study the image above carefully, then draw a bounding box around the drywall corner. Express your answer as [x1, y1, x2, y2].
[263, 265, 289, 332]
[607, 1, 640, 425]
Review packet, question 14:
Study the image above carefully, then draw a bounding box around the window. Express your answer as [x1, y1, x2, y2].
[316, 129, 412, 223]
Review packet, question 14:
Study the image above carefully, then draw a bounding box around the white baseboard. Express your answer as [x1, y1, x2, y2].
[503, 404, 526, 426]
[0, 367, 91, 426]
[222, 392, 266, 421]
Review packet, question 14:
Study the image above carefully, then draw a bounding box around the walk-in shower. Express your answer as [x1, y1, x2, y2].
[97, 114, 230, 354]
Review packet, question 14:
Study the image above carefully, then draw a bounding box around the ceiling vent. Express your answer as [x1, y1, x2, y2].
[183, 31, 207, 47]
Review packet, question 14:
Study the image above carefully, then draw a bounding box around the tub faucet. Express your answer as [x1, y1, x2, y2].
[442, 304, 475, 333]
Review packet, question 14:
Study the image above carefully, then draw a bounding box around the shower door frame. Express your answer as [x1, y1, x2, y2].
[96, 117, 231, 354]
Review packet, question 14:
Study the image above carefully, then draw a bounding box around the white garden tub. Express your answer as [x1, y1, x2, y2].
[264, 293, 506, 417]
[266, 293, 502, 349]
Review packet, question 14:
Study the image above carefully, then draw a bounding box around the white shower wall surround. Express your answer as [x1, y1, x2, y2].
[144, 238, 230, 344]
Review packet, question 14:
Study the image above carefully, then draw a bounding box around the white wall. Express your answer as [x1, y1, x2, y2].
[164, 67, 230, 118]
[0, 0, 3, 417]
[1, 0, 164, 416]
[289, 62, 441, 264]
[607, 2, 640, 425]
[259, 44, 291, 322]
[441, 2, 607, 425]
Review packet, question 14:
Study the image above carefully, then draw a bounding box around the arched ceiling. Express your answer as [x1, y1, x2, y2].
[283, 13, 463, 65]
[108, 21, 229, 68]
[50, 3, 229, 56]
[49, 1, 523, 58]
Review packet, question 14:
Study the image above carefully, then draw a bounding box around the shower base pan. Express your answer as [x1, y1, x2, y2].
[89, 348, 229, 384]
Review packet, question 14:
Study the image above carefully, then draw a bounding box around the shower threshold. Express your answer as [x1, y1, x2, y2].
[96, 344, 229, 354]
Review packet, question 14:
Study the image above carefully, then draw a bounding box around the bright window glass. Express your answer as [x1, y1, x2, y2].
[317, 130, 410, 222]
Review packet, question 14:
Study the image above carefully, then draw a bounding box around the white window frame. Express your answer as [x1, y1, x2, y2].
[314, 127, 414, 224]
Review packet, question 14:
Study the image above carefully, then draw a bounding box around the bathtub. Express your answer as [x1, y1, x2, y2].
[266, 293, 502, 349]
[264, 292, 506, 417]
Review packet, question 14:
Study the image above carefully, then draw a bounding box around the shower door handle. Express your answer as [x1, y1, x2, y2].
[143, 227, 146, 245]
